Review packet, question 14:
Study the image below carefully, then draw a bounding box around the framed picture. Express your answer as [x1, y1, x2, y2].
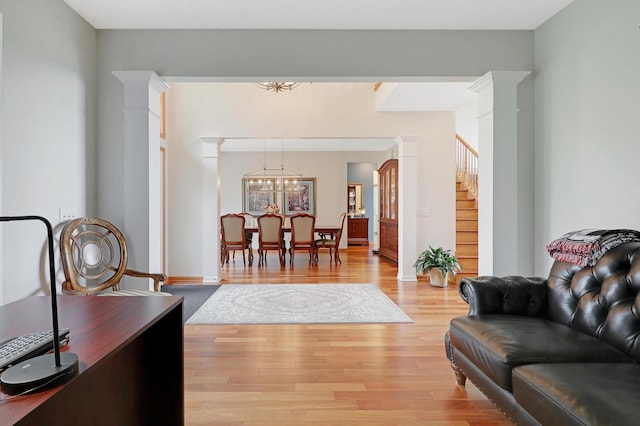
[243, 178, 276, 216]
[284, 178, 316, 216]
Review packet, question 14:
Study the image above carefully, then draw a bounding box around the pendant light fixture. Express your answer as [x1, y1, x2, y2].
[243, 139, 302, 193]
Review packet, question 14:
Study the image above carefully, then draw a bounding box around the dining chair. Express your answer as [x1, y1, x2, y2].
[239, 212, 255, 262]
[314, 212, 347, 265]
[257, 214, 285, 266]
[221, 213, 252, 265]
[59, 217, 170, 296]
[289, 213, 317, 265]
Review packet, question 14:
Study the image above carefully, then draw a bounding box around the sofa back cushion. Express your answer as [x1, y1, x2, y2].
[546, 242, 640, 362]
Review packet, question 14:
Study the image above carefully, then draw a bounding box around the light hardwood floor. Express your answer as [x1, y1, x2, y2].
[183, 246, 510, 425]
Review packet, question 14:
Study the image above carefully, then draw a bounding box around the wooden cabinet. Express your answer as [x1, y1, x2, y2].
[378, 159, 398, 262]
[348, 217, 369, 245]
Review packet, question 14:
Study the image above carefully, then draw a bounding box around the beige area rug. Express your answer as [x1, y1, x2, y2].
[186, 284, 413, 325]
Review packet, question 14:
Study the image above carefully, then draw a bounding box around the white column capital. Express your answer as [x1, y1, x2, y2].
[471, 71, 530, 118]
[199, 137, 224, 159]
[395, 136, 419, 157]
[113, 70, 170, 92]
[469, 71, 531, 93]
[113, 71, 170, 112]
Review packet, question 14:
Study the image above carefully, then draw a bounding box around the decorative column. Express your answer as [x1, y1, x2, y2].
[469, 71, 530, 276]
[396, 136, 418, 281]
[200, 138, 222, 282]
[113, 71, 169, 290]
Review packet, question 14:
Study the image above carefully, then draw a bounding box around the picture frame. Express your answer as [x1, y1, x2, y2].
[284, 178, 316, 216]
[242, 178, 276, 216]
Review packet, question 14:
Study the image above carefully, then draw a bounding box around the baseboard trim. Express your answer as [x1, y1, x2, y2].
[165, 276, 203, 284]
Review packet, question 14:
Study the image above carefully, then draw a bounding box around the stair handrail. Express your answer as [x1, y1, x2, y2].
[456, 134, 478, 198]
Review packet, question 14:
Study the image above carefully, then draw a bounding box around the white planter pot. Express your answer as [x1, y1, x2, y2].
[428, 268, 448, 287]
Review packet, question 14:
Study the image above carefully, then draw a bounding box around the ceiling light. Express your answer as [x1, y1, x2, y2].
[256, 82, 300, 93]
[243, 139, 302, 192]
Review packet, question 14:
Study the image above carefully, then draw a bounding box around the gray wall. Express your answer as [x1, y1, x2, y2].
[533, 0, 640, 273]
[0, 0, 96, 303]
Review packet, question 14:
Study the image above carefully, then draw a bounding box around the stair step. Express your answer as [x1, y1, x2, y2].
[456, 230, 478, 243]
[456, 243, 478, 256]
[456, 199, 476, 209]
[456, 208, 478, 219]
[458, 256, 478, 270]
[456, 220, 478, 231]
[456, 191, 474, 200]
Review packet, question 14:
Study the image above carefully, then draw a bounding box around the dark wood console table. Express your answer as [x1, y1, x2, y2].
[347, 217, 369, 245]
[0, 295, 183, 425]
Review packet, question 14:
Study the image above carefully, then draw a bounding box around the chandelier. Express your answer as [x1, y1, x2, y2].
[243, 139, 302, 192]
[256, 82, 300, 93]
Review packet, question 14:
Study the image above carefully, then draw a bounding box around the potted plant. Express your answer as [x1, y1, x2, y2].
[413, 245, 462, 287]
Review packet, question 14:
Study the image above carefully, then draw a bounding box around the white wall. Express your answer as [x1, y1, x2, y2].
[219, 151, 385, 221]
[166, 82, 454, 277]
[534, 0, 640, 274]
[0, 0, 96, 303]
[455, 103, 479, 151]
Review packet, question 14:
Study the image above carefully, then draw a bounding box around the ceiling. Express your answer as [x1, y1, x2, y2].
[376, 82, 478, 112]
[64, 0, 573, 30]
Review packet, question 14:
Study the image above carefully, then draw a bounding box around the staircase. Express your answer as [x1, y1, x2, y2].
[455, 134, 479, 283]
[455, 179, 478, 282]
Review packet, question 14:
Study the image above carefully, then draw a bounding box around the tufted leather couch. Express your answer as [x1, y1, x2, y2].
[445, 242, 640, 425]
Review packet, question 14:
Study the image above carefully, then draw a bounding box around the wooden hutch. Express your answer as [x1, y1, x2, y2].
[378, 159, 398, 262]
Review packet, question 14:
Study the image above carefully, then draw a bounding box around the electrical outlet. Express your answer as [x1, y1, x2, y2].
[59, 208, 77, 222]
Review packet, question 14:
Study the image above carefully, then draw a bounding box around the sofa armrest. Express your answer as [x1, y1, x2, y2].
[459, 275, 548, 316]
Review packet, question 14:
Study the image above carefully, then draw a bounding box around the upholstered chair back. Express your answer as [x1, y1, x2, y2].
[221, 214, 246, 246]
[258, 214, 283, 245]
[546, 242, 640, 362]
[290, 213, 315, 244]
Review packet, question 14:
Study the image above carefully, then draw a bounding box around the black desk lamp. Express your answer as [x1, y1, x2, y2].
[0, 216, 78, 395]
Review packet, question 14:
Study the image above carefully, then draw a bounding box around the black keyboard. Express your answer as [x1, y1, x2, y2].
[0, 329, 70, 372]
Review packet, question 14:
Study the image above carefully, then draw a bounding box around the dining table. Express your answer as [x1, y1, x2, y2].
[243, 224, 341, 263]
[244, 225, 340, 235]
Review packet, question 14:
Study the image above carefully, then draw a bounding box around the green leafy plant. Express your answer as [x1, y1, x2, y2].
[413, 245, 462, 278]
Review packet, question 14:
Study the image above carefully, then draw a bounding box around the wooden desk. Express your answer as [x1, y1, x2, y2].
[0, 295, 183, 425]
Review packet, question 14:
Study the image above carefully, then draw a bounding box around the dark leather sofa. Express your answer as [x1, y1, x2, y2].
[445, 242, 640, 425]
